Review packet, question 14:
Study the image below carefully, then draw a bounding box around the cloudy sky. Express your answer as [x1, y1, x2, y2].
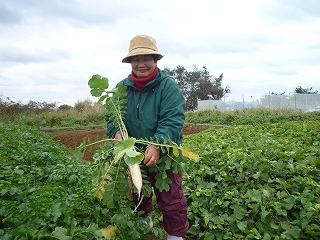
[1, 0, 319, 106]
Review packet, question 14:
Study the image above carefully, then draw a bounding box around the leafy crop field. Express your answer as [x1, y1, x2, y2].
[1, 115, 319, 239]
[0, 125, 166, 239]
[183, 121, 320, 239]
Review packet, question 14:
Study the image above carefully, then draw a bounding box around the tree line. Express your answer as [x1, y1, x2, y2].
[266, 86, 318, 96]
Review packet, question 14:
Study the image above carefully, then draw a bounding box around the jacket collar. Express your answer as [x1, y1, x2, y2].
[123, 69, 163, 92]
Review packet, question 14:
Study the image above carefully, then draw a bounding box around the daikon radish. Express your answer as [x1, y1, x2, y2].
[128, 163, 142, 199]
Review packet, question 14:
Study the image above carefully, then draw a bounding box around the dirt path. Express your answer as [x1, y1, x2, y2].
[51, 124, 210, 161]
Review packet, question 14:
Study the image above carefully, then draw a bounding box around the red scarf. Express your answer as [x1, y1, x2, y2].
[131, 67, 158, 90]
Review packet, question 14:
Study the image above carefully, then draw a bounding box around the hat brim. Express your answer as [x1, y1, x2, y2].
[122, 48, 164, 63]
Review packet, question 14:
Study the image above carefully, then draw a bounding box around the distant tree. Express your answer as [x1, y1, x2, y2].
[74, 99, 93, 112]
[270, 92, 286, 96]
[165, 65, 230, 111]
[196, 65, 213, 100]
[294, 86, 318, 94]
[165, 65, 199, 111]
[165, 65, 190, 99]
[210, 73, 230, 100]
[0, 94, 57, 122]
[58, 104, 73, 111]
[187, 65, 201, 111]
[26, 100, 57, 114]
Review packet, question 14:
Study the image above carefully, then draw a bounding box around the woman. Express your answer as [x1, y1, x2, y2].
[106, 34, 188, 240]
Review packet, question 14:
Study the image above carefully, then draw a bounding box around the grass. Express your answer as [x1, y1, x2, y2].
[185, 108, 320, 125]
[1, 106, 320, 129]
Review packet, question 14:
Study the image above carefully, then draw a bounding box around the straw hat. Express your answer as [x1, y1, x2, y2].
[122, 34, 164, 63]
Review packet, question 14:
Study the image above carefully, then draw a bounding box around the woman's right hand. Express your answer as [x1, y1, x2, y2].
[113, 131, 123, 143]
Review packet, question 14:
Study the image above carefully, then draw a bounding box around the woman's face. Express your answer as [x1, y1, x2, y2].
[131, 55, 157, 78]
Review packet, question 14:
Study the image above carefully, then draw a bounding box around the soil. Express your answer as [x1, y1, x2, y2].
[51, 124, 210, 161]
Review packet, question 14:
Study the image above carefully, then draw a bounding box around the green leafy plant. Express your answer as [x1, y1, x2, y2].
[0, 125, 106, 239]
[0, 125, 166, 240]
[183, 121, 320, 239]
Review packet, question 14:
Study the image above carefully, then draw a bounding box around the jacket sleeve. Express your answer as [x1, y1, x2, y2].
[153, 78, 185, 145]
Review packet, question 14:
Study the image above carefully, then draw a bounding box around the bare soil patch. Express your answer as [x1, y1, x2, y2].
[51, 124, 210, 161]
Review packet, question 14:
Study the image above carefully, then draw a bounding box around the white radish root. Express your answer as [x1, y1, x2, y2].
[128, 163, 142, 199]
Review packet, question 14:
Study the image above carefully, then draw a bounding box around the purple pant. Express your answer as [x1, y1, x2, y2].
[133, 171, 189, 237]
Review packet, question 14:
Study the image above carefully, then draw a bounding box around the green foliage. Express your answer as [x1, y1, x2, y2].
[185, 108, 320, 125]
[0, 125, 100, 238]
[0, 94, 57, 123]
[90, 140, 143, 207]
[295, 86, 318, 94]
[0, 125, 164, 239]
[0, 94, 106, 128]
[2, 93, 319, 130]
[183, 121, 320, 239]
[88, 74, 128, 137]
[1, 107, 319, 239]
[93, 148, 131, 208]
[165, 65, 230, 111]
[7, 104, 106, 128]
[74, 99, 94, 112]
[58, 104, 73, 111]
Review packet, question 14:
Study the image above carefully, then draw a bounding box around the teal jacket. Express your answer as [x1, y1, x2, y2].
[106, 69, 185, 146]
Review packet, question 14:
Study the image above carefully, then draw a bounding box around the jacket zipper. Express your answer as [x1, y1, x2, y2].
[136, 92, 142, 119]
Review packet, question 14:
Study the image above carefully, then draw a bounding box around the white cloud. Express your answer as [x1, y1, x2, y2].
[0, 0, 319, 105]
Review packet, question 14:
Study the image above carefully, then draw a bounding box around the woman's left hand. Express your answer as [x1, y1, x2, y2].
[143, 145, 161, 167]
